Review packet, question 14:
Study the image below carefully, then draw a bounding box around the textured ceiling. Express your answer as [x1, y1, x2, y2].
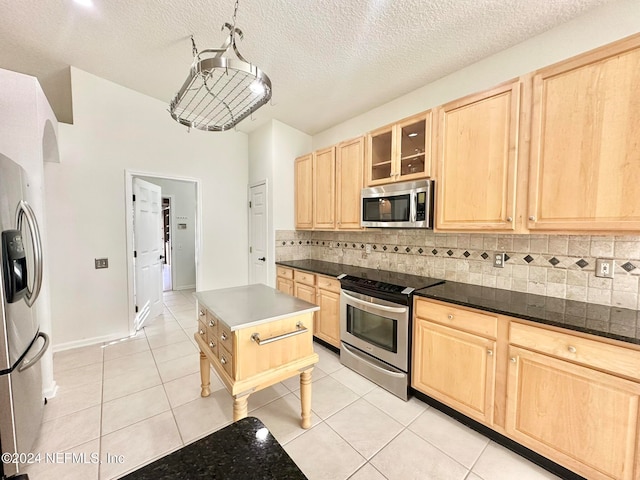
[0, 0, 618, 134]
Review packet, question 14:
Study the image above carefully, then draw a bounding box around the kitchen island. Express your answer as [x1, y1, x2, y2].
[194, 284, 319, 427]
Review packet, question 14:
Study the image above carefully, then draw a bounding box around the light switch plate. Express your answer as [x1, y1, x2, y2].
[493, 252, 506, 268]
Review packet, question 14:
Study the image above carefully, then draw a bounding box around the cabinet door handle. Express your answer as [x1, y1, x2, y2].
[568, 345, 577, 353]
[510, 357, 517, 363]
[487, 349, 493, 356]
[529, 215, 536, 221]
[199, 329, 204, 336]
[199, 310, 205, 317]
[447, 314, 454, 320]
[506, 216, 513, 222]
[208, 341, 216, 349]
[208, 320, 215, 327]
[220, 355, 227, 365]
[221, 332, 228, 341]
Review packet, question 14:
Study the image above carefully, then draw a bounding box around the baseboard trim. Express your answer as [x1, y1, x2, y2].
[173, 284, 196, 291]
[52, 331, 132, 353]
[43, 381, 58, 400]
[410, 389, 586, 480]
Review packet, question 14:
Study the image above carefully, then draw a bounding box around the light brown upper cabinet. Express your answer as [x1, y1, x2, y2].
[336, 136, 365, 229]
[294, 153, 313, 229]
[366, 112, 432, 186]
[313, 146, 336, 229]
[435, 80, 521, 231]
[528, 34, 640, 232]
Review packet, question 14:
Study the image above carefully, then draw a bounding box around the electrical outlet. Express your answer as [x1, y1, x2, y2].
[365, 244, 372, 254]
[95, 258, 109, 269]
[595, 258, 614, 278]
[493, 252, 506, 268]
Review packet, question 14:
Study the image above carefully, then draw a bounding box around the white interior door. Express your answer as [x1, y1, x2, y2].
[249, 182, 268, 285]
[133, 178, 163, 330]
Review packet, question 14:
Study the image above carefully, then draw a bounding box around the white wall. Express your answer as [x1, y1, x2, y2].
[248, 120, 311, 285]
[0, 68, 58, 396]
[312, 0, 640, 149]
[48, 67, 248, 349]
[273, 120, 312, 231]
[138, 176, 197, 290]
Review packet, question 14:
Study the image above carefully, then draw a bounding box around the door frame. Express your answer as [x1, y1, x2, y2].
[125, 170, 202, 335]
[248, 179, 271, 286]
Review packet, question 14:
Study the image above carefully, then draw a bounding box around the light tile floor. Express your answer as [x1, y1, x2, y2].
[23, 289, 561, 480]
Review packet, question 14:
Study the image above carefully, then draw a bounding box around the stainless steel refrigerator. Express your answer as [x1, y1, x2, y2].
[0, 154, 49, 477]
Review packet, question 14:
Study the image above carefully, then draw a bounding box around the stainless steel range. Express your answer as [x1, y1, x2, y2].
[339, 271, 444, 400]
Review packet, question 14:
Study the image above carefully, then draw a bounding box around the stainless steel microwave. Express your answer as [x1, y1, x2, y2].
[361, 180, 434, 228]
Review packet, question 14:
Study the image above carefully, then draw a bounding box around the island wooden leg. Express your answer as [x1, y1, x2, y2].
[199, 351, 211, 397]
[233, 393, 250, 422]
[300, 367, 313, 429]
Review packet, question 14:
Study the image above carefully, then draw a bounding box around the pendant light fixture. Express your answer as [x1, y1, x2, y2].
[169, 0, 272, 131]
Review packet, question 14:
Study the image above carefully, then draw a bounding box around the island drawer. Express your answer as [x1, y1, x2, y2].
[317, 275, 340, 293]
[197, 321, 208, 343]
[510, 322, 640, 381]
[206, 324, 219, 356]
[414, 298, 498, 339]
[219, 322, 233, 352]
[294, 270, 315, 286]
[219, 346, 234, 378]
[277, 266, 293, 279]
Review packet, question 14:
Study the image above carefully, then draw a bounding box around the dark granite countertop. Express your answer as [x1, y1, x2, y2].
[415, 281, 640, 345]
[277, 260, 640, 346]
[121, 417, 306, 480]
[276, 259, 443, 291]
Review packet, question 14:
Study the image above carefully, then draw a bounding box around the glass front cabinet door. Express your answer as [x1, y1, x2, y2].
[366, 111, 432, 186]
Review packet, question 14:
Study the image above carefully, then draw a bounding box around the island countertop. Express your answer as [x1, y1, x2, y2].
[194, 283, 319, 331]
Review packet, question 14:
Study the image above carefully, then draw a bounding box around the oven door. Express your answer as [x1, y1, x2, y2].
[340, 289, 409, 371]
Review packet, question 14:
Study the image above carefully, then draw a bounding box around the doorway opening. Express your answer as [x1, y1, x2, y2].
[162, 196, 172, 292]
[125, 171, 201, 334]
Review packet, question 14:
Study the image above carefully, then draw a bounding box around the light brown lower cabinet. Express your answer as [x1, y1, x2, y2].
[412, 297, 640, 479]
[506, 345, 640, 480]
[276, 266, 341, 349]
[315, 277, 341, 348]
[412, 310, 496, 425]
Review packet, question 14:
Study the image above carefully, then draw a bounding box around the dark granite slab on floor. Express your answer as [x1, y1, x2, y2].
[121, 417, 307, 480]
[415, 281, 640, 345]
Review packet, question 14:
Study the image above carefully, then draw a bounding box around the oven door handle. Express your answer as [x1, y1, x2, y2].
[341, 290, 407, 314]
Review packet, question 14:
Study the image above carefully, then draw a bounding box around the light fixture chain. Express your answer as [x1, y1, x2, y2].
[230, 0, 240, 44]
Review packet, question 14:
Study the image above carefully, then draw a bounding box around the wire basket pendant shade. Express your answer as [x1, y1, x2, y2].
[169, 23, 272, 131]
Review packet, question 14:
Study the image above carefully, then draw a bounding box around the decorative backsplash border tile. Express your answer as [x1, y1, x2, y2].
[275, 230, 640, 309]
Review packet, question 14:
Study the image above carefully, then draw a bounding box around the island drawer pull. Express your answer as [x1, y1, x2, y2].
[251, 322, 307, 346]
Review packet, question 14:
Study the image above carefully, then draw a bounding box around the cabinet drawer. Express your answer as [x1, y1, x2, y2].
[205, 311, 219, 329]
[219, 346, 234, 378]
[510, 322, 640, 381]
[206, 324, 219, 356]
[276, 266, 293, 279]
[317, 275, 340, 293]
[415, 299, 498, 338]
[219, 322, 233, 352]
[197, 321, 207, 343]
[294, 270, 316, 286]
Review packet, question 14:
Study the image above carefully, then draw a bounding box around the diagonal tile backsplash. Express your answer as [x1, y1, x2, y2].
[276, 230, 640, 309]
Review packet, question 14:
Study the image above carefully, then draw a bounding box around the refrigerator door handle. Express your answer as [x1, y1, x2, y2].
[16, 200, 43, 307]
[17, 331, 49, 373]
